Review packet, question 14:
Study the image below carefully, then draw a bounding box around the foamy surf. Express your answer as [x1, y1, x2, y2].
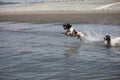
[70, 24, 120, 43]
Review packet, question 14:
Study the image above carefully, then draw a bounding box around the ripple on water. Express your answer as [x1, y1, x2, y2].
[0, 22, 120, 80]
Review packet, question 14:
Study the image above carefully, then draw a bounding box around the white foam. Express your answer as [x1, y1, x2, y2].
[73, 24, 120, 42]
[95, 2, 120, 10]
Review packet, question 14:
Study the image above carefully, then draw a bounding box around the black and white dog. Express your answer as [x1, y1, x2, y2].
[104, 35, 120, 47]
[63, 23, 85, 40]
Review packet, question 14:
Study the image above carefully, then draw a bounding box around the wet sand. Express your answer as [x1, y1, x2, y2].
[0, 10, 120, 25]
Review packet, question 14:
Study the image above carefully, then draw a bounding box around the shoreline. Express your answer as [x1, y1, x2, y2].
[0, 10, 120, 25]
[0, 10, 120, 15]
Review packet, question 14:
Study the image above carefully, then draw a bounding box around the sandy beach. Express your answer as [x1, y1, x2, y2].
[0, 10, 120, 25]
[0, 1, 120, 25]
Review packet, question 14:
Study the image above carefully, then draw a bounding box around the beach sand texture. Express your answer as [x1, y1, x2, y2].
[0, 1, 120, 25]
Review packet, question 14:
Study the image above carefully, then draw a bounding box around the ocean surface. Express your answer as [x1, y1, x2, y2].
[0, 22, 120, 80]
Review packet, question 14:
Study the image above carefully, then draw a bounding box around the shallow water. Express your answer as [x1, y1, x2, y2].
[0, 22, 120, 80]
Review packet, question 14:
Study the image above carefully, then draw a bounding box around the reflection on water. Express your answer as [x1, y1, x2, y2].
[64, 44, 81, 57]
[0, 22, 120, 80]
[64, 44, 81, 80]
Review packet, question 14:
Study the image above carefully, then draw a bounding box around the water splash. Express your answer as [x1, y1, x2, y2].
[73, 24, 120, 43]
[0, 22, 119, 43]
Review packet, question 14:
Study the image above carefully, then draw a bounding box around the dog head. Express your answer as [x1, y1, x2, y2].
[63, 24, 72, 30]
[104, 35, 111, 41]
[104, 35, 111, 45]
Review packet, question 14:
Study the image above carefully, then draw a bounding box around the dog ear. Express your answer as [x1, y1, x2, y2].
[67, 24, 72, 28]
[68, 24, 72, 27]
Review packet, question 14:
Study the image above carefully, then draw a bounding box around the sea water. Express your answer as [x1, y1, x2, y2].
[0, 22, 120, 80]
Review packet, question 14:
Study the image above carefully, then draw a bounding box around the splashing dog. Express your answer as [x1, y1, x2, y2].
[104, 35, 120, 47]
[63, 23, 85, 40]
[63, 24, 75, 36]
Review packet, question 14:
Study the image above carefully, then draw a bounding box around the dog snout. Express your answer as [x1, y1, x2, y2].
[63, 24, 67, 29]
